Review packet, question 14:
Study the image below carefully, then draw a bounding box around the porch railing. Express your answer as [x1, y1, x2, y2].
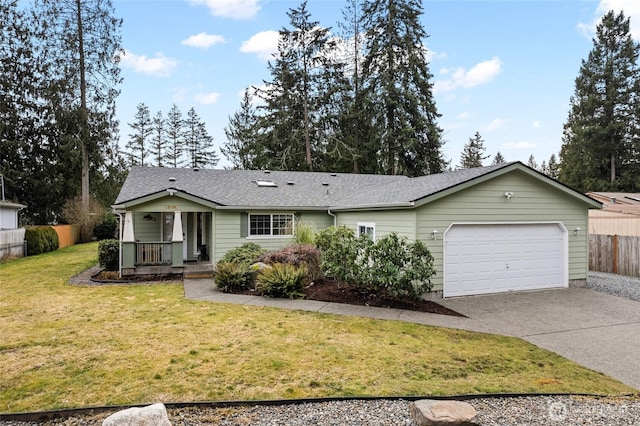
[135, 242, 172, 265]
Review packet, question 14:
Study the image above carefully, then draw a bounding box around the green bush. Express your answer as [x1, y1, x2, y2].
[255, 263, 308, 299]
[315, 226, 371, 283]
[94, 212, 118, 240]
[360, 233, 435, 299]
[258, 244, 323, 282]
[25, 226, 59, 256]
[220, 243, 268, 267]
[294, 221, 316, 244]
[98, 239, 119, 271]
[214, 261, 250, 292]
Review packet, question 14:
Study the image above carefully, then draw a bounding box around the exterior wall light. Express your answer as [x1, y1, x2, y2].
[574, 227, 582, 237]
[504, 191, 514, 199]
[431, 230, 438, 240]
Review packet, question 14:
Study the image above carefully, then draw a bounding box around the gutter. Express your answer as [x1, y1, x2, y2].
[329, 201, 415, 212]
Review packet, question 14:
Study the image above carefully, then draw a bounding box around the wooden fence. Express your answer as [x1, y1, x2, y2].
[589, 234, 640, 277]
[51, 224, 80, 248]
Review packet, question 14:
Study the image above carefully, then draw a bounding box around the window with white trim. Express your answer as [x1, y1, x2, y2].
[249, 213, 294, 237]
[357, 222, 375, 240]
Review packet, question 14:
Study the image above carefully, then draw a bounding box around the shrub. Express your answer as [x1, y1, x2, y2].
[220, 243, 268, 267]
[94, 212, 118, 240]
[359, 233, 435, 299]
[61, 196, 105, 243]
[25, 226, 59, 256]
[294, 221, 316, 244]
[315, 226, 371, 283]
[98, 239, 119, 271]
[258, 244, 323, 282]
[255, 263, 308, 299]
[214, 261, 250, 292]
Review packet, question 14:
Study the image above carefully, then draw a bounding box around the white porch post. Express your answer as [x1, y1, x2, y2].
[171, 211, 183, 267]
[121, 211, 135, 270]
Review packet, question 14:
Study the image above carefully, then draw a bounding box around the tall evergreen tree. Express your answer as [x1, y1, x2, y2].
[184, 107, 219, 168]
[126, 103, 152, 166]
[360, 0, 446, 176]
[150, 110, 166, 167]
[547, 153, 559, 179]
[459, 131, 489, 169]
[165, 104, 185, 168]
[222, 89, 261, 169]
[491, 151, 506, 165]
[35, 0, 123, 209]
[255, 1, 346, 171]
[527, 154, 538, 170]
[559, 10, 640, 192]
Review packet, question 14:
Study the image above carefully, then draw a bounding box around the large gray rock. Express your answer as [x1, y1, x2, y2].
[102, 403, 171, 426]
[410, 399, 478, 426]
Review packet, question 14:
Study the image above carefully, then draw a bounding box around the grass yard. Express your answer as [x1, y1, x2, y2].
[0, 243, 635, 413]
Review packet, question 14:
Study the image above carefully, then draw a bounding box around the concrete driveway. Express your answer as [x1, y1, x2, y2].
[438, 287, 640, 390]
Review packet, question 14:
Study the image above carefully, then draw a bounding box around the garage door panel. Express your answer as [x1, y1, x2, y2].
[444, 224, 567, 297]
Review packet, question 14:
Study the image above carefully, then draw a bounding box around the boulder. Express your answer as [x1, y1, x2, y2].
[410, 399, 478, 426]
[102, 403, 171, 426]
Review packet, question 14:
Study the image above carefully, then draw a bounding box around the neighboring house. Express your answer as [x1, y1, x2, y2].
[0, 201, 26, 230]
[586, 192, 640, 237]
[0, 201, 27, 260]
[113, 162, 601, 298]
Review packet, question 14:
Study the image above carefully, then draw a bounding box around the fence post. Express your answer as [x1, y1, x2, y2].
[613, 234, 618, 274]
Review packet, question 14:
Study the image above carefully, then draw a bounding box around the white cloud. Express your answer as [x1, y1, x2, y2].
[484, 118, 508, 132]
[194, 92, 221, 105]
[578, 0, 640, 39]
[241, 30, 279, 61]
[501, 141, 537, 150]
[425, 48, 447, 62]
[189, 0, 260, 20]
[182, 32, 226, 49]
[456, 111, 470, 120]
[532, 121, 542, 128]
[434, 57, 502, 93]
[120, 50, 177, 77]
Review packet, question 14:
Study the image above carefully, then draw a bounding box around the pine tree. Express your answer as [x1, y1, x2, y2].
[360, 0, 446, 176]
[184, 107, 219, 169]
[126, 103, 152, 166]
[459, 131, 489, 169]
[222, 89, 261, 169]
[527, 154, 538, 170]
[35, 0, 123, 209]
[255, 1, 345, 171]
[547, 153, 559, 179]
[149, 110, 166, 167]
[559, 10, 640, 192]
[491, 151, 506, 165]
[165, 104, 185, 168]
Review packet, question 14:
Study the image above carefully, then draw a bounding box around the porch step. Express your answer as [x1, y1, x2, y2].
[184, 272, 214, 279]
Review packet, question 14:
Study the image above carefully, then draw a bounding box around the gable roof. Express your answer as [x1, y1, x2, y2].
[114, 162, 601, 211]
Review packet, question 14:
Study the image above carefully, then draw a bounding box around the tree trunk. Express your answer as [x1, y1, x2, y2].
[76, 0, 89, 210]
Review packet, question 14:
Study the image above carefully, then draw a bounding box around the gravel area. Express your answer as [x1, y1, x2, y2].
[2, 396, 640, 425]
[587, 271, 640, 302]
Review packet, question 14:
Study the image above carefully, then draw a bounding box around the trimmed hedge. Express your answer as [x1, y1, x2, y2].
[98, 239, 120, 271]
[25, 226, 59, 256]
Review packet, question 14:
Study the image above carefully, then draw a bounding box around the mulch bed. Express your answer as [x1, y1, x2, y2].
[235, 279, 465, 317]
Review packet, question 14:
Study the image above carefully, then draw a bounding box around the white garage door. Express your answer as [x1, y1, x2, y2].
[444, 223, 567, 297]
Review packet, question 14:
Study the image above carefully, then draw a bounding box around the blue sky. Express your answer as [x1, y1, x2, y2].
[114, 0, 640, 170]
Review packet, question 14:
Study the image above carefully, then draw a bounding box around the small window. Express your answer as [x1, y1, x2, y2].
[357, 222, 375, 240]
[249, 213, 294, 237]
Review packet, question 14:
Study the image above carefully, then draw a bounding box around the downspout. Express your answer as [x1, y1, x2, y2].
[114, 210, 123, 278]
[327, 209, 337, 227]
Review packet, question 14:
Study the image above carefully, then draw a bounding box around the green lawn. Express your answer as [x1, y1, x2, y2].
[0, 243, 635, 413]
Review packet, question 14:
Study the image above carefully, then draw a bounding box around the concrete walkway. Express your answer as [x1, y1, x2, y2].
[183, 278, 640, 390]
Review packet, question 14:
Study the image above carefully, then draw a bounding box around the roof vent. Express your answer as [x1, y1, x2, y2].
[169, 177, 176, 182]
[610, 197, 616, 204]
[193, 168, 199, 172]
[264, 170, 270, 174]
[255, 180, 277, 187]
[330, 173, 337, 177]
[322, 182, 329, 186]
[287, 181, 294, 185]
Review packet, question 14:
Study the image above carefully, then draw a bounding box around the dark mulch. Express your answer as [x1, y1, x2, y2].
[91, 270, 182, 283]
[236, 279, 465, 317]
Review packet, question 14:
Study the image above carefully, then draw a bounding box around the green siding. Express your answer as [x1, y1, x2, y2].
[298, 211, 334, 230]
[133, 212, 162, 241]
[416, 170, 591, 291]
[134, 196, 211, 212]
[336, 210, 417, 240]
